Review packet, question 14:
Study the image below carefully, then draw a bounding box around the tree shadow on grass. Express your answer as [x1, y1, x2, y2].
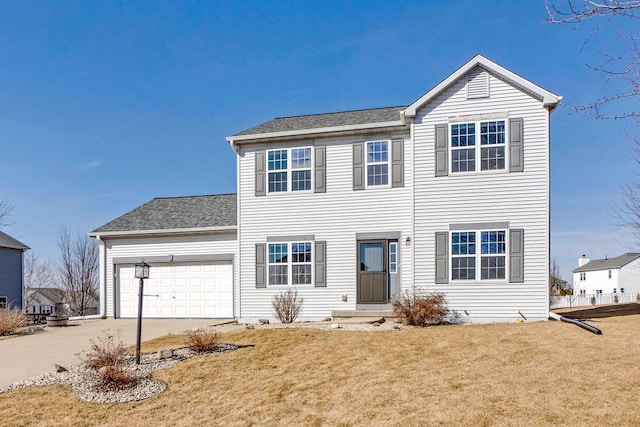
[554, 303, 640, 320]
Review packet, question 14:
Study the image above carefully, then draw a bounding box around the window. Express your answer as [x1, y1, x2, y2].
[608, 269, 612, 279]
[389, 241, 398, 273]
[621, 288, 625, 293]
[613, 288, 617, 294]
[451, 230, 506, 281]
[0, 297, 6, 310]
[366, 141, 389, 186]
[267, 147, 312, 193]
[451, 120, 506, 173]
[580, 272, 586, 281]
[268, 242, 312, 285]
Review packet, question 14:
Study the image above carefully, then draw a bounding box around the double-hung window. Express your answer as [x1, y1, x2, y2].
[451, 230, 506, 281]
[268, 242, 313, 285]
[580, 272, 586, 281]
[366, 140, 389, 186]
[451, 120, 506, 173]
[267, 147, 312, 193]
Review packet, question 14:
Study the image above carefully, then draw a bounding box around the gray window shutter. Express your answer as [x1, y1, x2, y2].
[435, 124, 448, 177]
[509, 229, 524, 283]
[314, 146, 326, 193]
[314, 241, 326, 287]
[435, 232, 449, 284]
[509, 118, 524, 172]
[391, 138, 404, 188]
[255, 150, 266, 196]
[256, 243, 266, 288]
[353, 142, 365, 190]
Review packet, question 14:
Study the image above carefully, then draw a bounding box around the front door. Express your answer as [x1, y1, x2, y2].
[357, 240, 388, 303]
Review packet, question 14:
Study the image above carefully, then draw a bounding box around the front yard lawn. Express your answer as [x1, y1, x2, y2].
[2, 313, 639, 426]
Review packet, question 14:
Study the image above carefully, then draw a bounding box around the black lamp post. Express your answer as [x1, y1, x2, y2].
[134, 261, 150, 365]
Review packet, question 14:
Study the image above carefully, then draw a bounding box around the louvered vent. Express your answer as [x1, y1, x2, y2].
[466, 68, 489, 99]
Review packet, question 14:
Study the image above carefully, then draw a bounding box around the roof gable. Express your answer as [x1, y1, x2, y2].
[90, 194, 237, 236]
[0, 231, 29, 250]
[403, 55, 561, 117]
[573, 253, 640, 273]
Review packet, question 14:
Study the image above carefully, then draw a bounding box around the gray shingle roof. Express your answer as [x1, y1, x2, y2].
[573, 253, 640, 273]
[26, 287, 66, 304]
[91, 194, 237, 234]
[0, 231, 29, 250]
[232, 105, 407, 136]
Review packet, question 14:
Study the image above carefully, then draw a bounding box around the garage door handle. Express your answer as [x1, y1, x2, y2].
[143, 294, 159, 297]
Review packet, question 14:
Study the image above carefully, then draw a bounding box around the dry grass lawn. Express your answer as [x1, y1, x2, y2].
[2, 312, 640, 426]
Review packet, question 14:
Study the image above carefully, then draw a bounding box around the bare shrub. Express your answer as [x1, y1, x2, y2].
[392, 291, 449, 326]
[81, 331, 136, 391]
[82, 331, 129, 370]
[96, 365, 136, 391]
[187, 329, 219, 353]
[0, 307, 28, 335]
[272, 288, 303, 323]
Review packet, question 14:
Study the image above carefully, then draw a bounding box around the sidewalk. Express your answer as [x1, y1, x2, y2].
[0, 318, 232, 388]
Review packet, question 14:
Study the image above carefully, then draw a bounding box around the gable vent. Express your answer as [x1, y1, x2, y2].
[466, 68, 489, 99]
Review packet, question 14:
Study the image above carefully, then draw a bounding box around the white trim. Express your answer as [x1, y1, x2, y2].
[403, 55, 561, 117]
[89, 226, 237, 238]
[267, 241, 314, 287]
[227, 120, 405, 144]
[364, 139, 392, 188]
[266, 146, 314, 193]
[450, 229, 508, 283]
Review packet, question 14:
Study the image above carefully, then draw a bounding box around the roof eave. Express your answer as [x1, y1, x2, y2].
[227, 120, 406, 144]
[89, 226, 237, 239]
[403, 54, 562, 117]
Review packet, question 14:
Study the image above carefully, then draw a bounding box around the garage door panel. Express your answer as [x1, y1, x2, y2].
[118, 262, 233, 319]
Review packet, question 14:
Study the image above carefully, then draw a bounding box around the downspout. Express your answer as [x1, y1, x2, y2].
[96, 234, 107, 317]
[410, 119, 416, 291]
[229, 138, 241, 320]
[545, 106, 551, 320]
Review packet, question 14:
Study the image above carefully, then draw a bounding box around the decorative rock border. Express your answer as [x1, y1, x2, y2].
[0, 344, 238, 403]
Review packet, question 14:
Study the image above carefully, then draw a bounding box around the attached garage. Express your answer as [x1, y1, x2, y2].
[117, 261, 233, 318]
[90, 194, 238, 319]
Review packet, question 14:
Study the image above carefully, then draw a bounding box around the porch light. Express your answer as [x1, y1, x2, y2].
[405, 236, 411, 246]
[134, 260, 151, 364]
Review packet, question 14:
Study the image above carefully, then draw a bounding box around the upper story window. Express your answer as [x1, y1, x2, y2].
[451, 230, 506, 281]
[268, 242, 313, 286]
[608, 269, 612, 279]
[450, 120, 506, 173]
[580, 272, 586, 281]
[366, 140, 389, 187]
[267, 147, 312, 193]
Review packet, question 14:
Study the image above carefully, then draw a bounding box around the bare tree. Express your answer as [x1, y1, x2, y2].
[0, 200, 12, 229]
[545, 0, 640, 119]
[23, 252, 55, 307]
[56, 226, 99, 316]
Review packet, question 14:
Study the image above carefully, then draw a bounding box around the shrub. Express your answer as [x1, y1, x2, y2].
[187, 329, 219, 353]
[614, 294, 619, 303]
[272, 288, 303, 323]
[81, 331, 136, 391]
[0, 307, 28, 336]
[392, 291, 449, 326]
[591, 296, 596, 305]
[82, 331, 129, 370]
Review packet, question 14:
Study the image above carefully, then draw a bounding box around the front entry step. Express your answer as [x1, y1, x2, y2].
[331, 310, 396, 321]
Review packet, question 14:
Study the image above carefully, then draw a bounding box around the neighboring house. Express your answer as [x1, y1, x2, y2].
[572, 253, 640, 296]
[25, 287, 66, 319]
[91, 55, 561, 323]
[0, 231, 29, 311]
[550, 275, 570, 295]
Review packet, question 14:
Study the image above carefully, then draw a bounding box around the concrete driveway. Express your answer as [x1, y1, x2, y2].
[0, 318, 232, 388]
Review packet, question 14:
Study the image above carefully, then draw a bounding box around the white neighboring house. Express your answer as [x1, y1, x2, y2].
[572, 253, 640, 297]
[91, 55, 561, 323]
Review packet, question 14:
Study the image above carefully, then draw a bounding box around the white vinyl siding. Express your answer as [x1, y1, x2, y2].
[238, 132, 412, 322]
[413, 69, 550, 322]
[102, 233, 238, 318]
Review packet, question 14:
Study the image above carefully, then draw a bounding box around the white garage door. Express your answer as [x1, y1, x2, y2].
[117, 262, 233, 318]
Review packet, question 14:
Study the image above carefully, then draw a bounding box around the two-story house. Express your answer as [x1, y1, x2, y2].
[91, 55, 561, 323]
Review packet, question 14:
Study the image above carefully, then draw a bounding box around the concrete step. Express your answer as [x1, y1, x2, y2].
[331, 310, 396, 320]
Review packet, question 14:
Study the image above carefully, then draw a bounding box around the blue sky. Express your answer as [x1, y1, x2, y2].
[0, 1, 637, 282]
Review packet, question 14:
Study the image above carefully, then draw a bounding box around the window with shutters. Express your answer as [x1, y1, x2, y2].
[366, 140, 390, 187]
[450, 120, 506, 173]
[451, 230, 506, 281]
[268, 242, 313, 286]
[267, 147, 312, 193]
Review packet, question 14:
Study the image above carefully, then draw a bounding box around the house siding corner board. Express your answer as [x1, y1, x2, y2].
[238, 134, 413, 321]
[103, 233, 238, 318]
[412, 71, 550, 322]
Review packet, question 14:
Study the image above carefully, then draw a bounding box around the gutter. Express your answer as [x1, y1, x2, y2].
[88, 225, 237, 239]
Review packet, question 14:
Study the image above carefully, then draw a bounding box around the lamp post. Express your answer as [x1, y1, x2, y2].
[134, 261, 150, 365]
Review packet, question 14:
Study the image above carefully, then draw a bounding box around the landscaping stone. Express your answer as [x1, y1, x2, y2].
[156, 349, 174, 360]
[331, 324, 341, 329]
[53, 364, 67, 373]
[258, 319, 270, 325]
